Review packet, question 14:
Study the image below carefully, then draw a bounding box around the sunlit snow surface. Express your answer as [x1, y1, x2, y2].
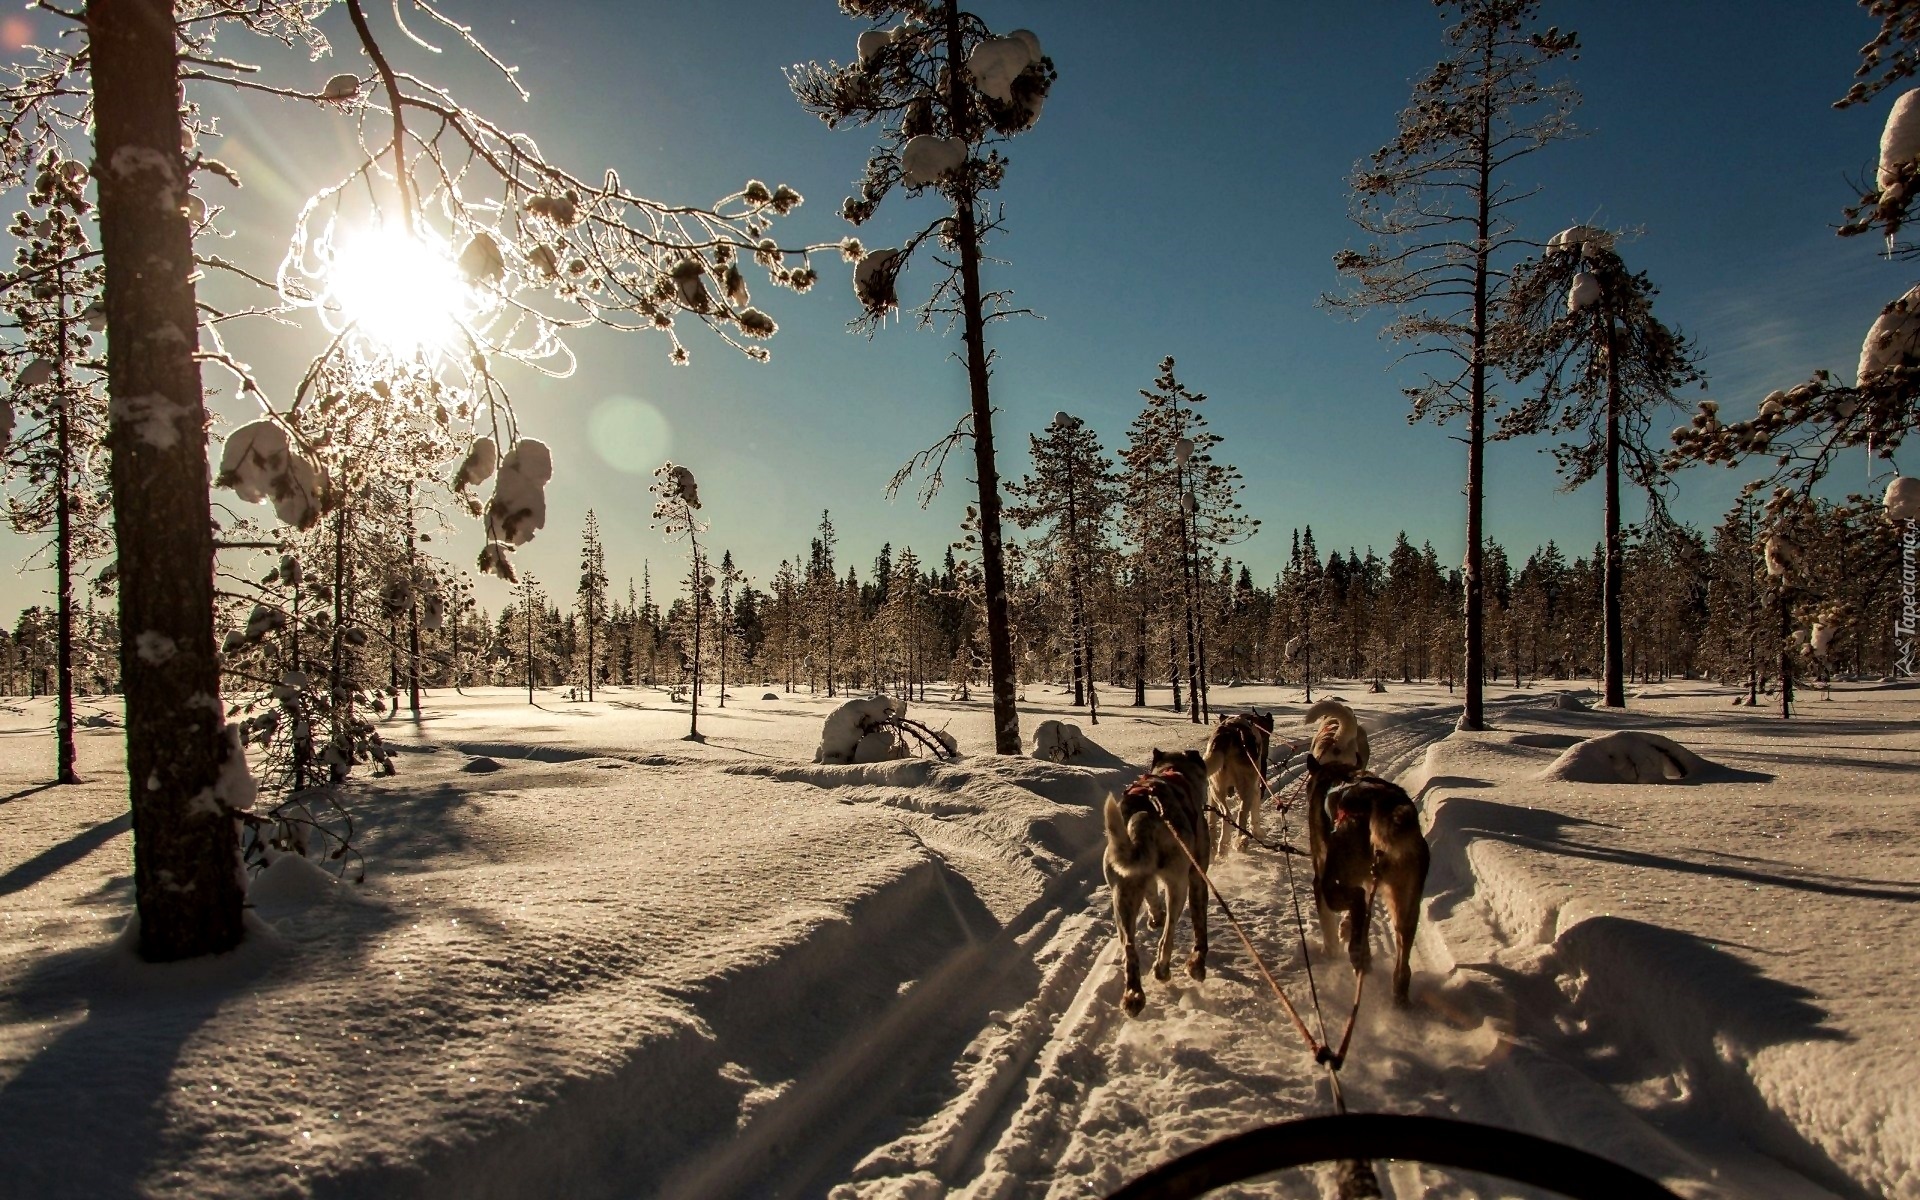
[0, 681, 1914, 1198]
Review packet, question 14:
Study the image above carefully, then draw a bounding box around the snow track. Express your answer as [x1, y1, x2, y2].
[818, 699, 1479, 1199]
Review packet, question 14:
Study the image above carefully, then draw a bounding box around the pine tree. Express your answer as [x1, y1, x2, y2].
[651, 462, 708, 740]
[3, 155, 110, 784]
[1499, 231, 1704, 707]
[791, 4, 1057, 755]
[577, 510, 608, 700]
[1121, 359, 1256, 721]
[1007, 411, 1120, 715]
[1328, 0, 1579, 730]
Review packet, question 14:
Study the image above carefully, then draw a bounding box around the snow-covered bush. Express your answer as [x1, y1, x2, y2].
[1539, 730, 1716, 784]
[1029, 718, 1085, 763]
[815, 695, 910, 764]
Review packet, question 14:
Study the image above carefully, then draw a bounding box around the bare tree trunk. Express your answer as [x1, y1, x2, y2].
[92, 0, 242, 959]
[1602, 308, 1626, 709]
[1132, 608, 1146, 707]
[53, 260, 79, 784]
[945, 5, 1020, 755]
[1459, 76, 1493, 733]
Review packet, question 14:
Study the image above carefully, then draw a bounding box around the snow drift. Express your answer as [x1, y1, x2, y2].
[1539, 730, 1716, 783]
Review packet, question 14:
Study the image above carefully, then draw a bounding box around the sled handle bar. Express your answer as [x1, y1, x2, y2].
[1105, 1113, 1684, 1200]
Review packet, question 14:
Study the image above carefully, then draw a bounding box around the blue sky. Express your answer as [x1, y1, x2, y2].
[0, 0, 1902, 620]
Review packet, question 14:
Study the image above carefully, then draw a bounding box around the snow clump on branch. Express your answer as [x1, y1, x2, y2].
[1567, 271, 1601, 313]
[1546, 224, 1612, 255]
[1858, 284, 1920, 382]
[217, 420, 327, 530]
[486, 439, 552, 547]
[899, 135, 968, 187]
[1886, 475, 1920, 520]
[1880, 89, 1920, 191]
[854, 247, 902, 314]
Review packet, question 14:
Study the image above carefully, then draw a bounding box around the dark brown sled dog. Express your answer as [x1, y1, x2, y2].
[1103, 748, 1211, 1016]
[1299, 702, 1429, 1007]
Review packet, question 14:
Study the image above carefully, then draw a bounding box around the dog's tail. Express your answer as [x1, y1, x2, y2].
[1103, 792, 1158, 869]
[1304, 698, 1359, 731]
[1304, 699, 1366, 767]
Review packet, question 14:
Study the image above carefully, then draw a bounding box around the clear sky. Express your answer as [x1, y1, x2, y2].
[0, 0, 1902, 622]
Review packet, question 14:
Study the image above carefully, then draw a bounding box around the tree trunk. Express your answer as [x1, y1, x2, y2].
[1459, 74, 1493, 734]
[688, 538, 703, 740]
[1602, 308, 1626, 709]
[946, 5, 1020, 755]
[92, 0, 243, 960]
[1132, 608, 1146, 707]
[53, 259, 79, 784]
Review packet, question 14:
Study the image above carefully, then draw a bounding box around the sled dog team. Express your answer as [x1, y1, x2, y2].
[1101, 700, 1430, 1017]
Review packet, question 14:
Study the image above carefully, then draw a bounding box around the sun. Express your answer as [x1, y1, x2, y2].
[324, 222, 478, 358]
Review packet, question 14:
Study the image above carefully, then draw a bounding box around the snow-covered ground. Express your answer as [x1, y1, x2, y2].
[1, 680, 1915, 1198]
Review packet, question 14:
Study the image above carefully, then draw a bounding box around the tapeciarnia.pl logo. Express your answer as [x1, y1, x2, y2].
[1900, 523, 1917, 678]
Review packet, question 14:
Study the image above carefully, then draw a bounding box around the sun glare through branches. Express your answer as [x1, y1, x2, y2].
[302, 219, 490, 361]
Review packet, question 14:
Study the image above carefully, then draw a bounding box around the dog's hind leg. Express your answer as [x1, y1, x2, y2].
[1206, 776, 1230, 859]
[1318, 900, 1341, 960]
[1236, 783, 1260, 852]
[1144, 881, 1166, 930]
[1153, 871, 1189, 983]
[1184, 865, 1209, 981]
[1345, 894, 1373, 978]
[1383, 875, 1420, 1007]
[1110, 872, 1148, 1016]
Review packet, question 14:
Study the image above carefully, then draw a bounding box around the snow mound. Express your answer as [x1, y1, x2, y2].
[1880, 88, 1920, 188]
[248, 853, 341, 911]
[815, 695, 909, 765]
[1368, 680, 1386, 694]
[1029, 719, 1085, 763]
[761, 692, 780, 701]
[1542, 691, 1588, 711]
[462, 755, 504, 773]
[1539, 730, 1716, 784]
[1885, 475, 1920, 521]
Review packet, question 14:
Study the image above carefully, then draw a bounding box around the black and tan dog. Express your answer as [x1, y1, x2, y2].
[1300, 702, 1429, 1007]
[1205, 709, 1275, 858]
[1103, 748, 1211, 1016]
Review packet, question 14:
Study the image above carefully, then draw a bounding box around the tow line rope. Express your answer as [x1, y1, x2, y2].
[1241, 744, 1377, 1104]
